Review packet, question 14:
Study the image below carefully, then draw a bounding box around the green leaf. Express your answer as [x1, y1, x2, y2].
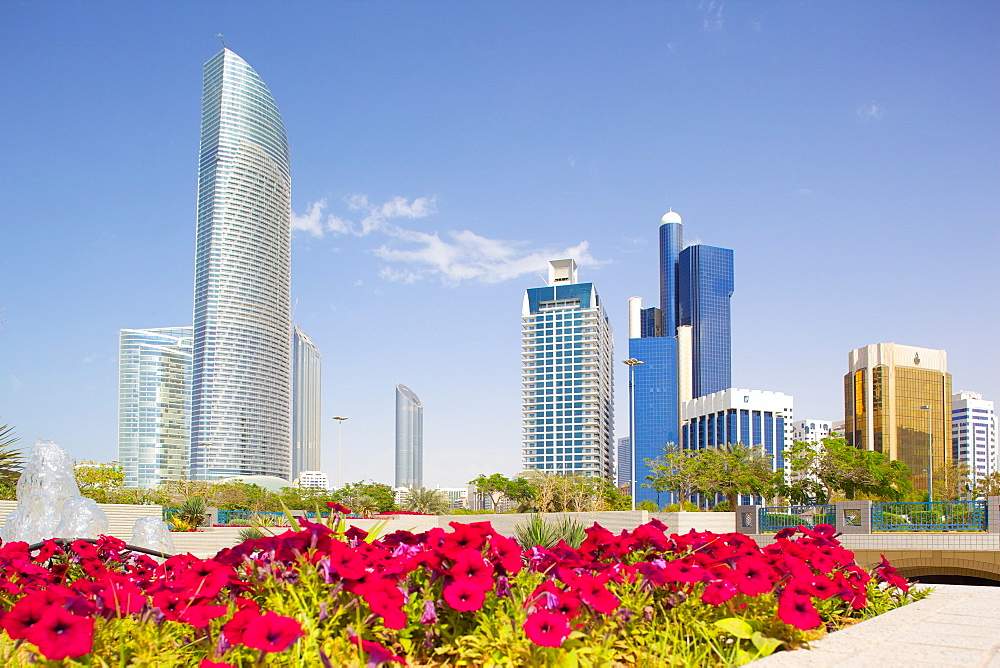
[751, 631, 783, 657]
[714, 617, 753, 639]
[556, 650, 580, 668]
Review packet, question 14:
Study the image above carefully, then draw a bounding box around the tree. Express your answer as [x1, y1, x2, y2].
[644, 444, 699, 507]
[933, 462, 971, 502]
[699, 443, 779, 510]
[74, 461, 132, 504]
[0, 423, 23, 497]
[974, 472, 1000, 499]
[402, 487, 452, 514]
[784, 437, 911, 504]
[331, 481, 397, 515]
[469, 473, 515, 511]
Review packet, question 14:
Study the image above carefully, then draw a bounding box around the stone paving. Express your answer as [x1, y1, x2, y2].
[753, 584, 1000, 667]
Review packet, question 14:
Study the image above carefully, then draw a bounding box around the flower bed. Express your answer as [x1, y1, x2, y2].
[0, 517, 919, 666]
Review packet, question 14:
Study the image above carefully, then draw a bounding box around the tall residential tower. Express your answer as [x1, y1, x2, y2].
[521, 260, 615, 479]
[395, 383, 423, 489]
[291, 325, 322, 481]
[118, 327, 193, 488]
[190, 48, 293, 480]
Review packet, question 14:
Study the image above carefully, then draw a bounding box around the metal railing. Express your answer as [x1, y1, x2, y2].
[216, 511, 289, 526]
[872, 500, 987, 532]
[759, 505, 836, 532]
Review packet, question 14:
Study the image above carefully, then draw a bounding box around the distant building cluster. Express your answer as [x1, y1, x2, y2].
[115, 47, 995, 499]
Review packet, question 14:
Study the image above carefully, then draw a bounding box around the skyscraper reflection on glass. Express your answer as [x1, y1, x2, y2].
[395, 383, 423, 489]
[190, 48, 293, 480]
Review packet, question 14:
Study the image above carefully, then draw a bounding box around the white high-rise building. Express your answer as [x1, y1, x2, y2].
[952, 391, 997, 486]
[291, 325, 322, 481]
[791, 419, 834, 444]
[190, 48, 293, 480]
[521, 259, 615, 479]
[681, 388, 794, 473]
[118, 327, 193, 488]
[617, 436, 631, 488]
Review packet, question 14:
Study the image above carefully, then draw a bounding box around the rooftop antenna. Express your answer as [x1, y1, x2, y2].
[216, 33, 227, 49]
[537, 274, 549, 286]
[291, 297, 299, 322]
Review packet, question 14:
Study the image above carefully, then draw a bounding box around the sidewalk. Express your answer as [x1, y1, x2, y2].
[753, 584, 1000, 667]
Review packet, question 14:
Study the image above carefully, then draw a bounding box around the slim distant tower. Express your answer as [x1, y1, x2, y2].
[190, 48, 292, 480]
[291, 325, 322, 481]
[395, 384, 423, 489]
[951, 391, 997, 486]
[521, 260, 615, 479]
[118, 327, 193, 488]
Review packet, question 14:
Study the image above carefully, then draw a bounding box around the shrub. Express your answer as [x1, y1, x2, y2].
[662, 501, 701, 512]
[636, 500, 659, 512]
[513, 514, 586, 549]
[906, 509, 943, 526]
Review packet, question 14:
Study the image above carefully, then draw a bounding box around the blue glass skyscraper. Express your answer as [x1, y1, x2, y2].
[678, 244, 734, 398]
[626, 210, 734, 507]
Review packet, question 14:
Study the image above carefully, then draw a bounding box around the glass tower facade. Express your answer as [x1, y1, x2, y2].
[678, 244, 735, 398]
[191, 48, 293, 480]
[291, 325, 322, 481]
[118, 327, 193, 489]
[628, 335, 678, 506]
[522, 260, 615, 479]
[844, 344, 952, 492]
[395, 383, 423, 489]
[627, 211, 735, 507]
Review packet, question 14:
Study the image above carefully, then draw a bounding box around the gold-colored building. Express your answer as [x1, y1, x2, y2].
[843, 343, 951, 491]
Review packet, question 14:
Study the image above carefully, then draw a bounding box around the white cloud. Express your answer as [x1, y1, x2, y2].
[294, 194, 607, 285]
[700, 1, 724, 31]
[9, 375, 21, 391]
[799, 188, 814, 195]
[292, 195, 437, 238]
[82, 353, 98, 364]
[291, 199, 327, 237]
[857, 102, 885, 121]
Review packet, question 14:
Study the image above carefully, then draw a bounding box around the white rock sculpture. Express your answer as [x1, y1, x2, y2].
[130, 516, 176, 555]
[53, 496, 109, 540]
[2, 440, 82, 544]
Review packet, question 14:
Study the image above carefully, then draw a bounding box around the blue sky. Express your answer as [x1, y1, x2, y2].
[2, 2, 997, 488]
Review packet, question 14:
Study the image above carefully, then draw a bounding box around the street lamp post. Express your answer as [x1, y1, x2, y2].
[920, 405, 932, 505]
[332, 416, 349, 489]
[622, 358, 644, 511]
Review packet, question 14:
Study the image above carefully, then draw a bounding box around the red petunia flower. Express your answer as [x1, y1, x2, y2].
[701, 579, 738, 605]
[487, 535, 523, 574]
[1, 594, 52, 639]
[523, 609, 571, 647]
[26, 606, 94, 660]
[99, 579, 147, 616]
[326, 502, 352, 514]
[239, 611, 304, 653]
[449, 548, 494, 585]
[443, 577, 488, 612]
[662, 559, 706, 583]
[777, 593, 821, 630]
[180, 603, 228, 628]
[349, 635, 406, 665]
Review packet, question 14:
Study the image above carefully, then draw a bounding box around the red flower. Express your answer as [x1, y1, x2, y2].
[777, 593, 821, 630]
[487, 535, 523, 574]
[180, 603, 228, 628]
[701, 579, 738, 605]
[240, 611, 304, 653]
[99, 579, 147, 616]
[443, 578, 488, 612]
[450, 548, 494, 585]
[1, 594, 52, 639]
[441, 522, 491, 558]
[349, 635, 406, 665]
[729, 557, 776, 597]
[357, 579, 407, 629]
[523, 609, 571, 647]
[662, 559, 706, 583]
[26, 607, 94, 660]
[326, 502, 352, 514]
[221, 607, 259, 645]
[874, 554, 910, 593]
[569, 573, 619, 614]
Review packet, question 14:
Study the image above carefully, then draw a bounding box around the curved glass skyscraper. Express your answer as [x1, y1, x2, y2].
[395, 383, 423, 489]
[191, 48, 292, 480]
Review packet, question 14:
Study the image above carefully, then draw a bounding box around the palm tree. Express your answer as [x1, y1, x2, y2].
[701, 442, 778, 510]
[402, 487, 452, 515]
[0, 423, 24, 487]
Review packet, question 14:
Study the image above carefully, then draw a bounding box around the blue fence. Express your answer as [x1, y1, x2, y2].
[872, 500, 987, 532]
[759, 505, 836, 532]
